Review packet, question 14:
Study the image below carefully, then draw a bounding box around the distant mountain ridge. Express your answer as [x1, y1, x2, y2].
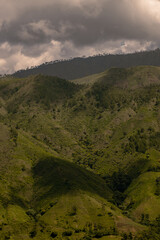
[13, 48, 160, 80]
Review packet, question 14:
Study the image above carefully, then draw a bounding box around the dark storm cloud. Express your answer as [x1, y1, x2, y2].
[0, 0, 160, 47]
[0, 0, 160, 73]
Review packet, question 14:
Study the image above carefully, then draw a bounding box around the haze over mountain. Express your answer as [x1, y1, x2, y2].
[13, 49, 160, 80]
[1, 65, 160, 239]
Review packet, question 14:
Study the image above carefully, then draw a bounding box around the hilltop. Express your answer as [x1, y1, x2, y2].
[0, 66, 160, 239]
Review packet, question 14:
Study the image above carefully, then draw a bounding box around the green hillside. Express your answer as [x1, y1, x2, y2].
[0, 66, 160, 239]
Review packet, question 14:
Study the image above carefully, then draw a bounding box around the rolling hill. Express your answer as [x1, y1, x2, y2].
[0, 66, 160, 239]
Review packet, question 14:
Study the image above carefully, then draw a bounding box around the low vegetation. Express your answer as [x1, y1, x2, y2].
[0, 66, 160, 239]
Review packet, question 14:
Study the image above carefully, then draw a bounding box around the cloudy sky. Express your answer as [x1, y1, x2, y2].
[0, 0, 160, 74]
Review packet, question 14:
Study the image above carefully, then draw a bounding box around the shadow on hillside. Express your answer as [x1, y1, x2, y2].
[32, 156, 111, 202]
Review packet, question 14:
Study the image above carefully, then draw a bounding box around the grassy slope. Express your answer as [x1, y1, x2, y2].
[0, 75, 121, 239]
[70, 67, 160, 225]
[72, 66, 160, 88]
[0, 127, 118, 240]
[0, 66, 160, 238]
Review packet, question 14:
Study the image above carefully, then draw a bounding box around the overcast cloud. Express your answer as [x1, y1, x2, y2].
[0, 0, 160, 74]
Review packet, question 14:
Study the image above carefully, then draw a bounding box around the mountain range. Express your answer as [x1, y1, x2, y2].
[13, 49, 160, 80]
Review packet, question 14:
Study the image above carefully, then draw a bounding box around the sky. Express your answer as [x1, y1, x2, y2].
[0, 0, 160, 74]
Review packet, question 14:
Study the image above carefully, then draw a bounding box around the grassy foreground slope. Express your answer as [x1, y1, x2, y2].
[0, 66, 160, 239]
[0, 122, 121, 239]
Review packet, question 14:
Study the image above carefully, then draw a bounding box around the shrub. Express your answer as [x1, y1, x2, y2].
[62, 231, 72, 236]
[50, 232, 58, 238]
